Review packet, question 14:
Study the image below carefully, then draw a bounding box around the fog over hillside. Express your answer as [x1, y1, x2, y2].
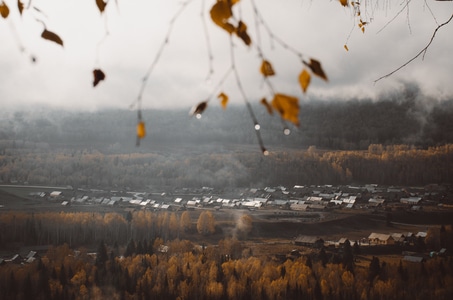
[2, 85, 453, 152]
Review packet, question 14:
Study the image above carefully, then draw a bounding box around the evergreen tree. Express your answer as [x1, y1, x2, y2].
[342, 239, 354, 273]
[8, 272, 16, 298]
[59, 264, 67, 286]
[136, 240, 144, 255]
[124, 238, 136, 257]
[23, 273, 33, 300]
[96, 240, 108, 269]
[126, 211, 133, 223]
[318, 247, 328, 267]
[368, 256, 381, 285]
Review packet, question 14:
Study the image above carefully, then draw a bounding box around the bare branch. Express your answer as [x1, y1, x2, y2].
[374, 12, 453, 83]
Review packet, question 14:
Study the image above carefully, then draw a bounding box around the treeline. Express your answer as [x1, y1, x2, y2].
[0, 210, 223, 250]
[1, 237, 453, 299]
[2, 95, 453, 151]
[1, 143, 453, 188]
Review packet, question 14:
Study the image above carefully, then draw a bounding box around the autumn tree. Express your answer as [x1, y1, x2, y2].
[180, 211, 192, 233]
[197, 211, 216, 235]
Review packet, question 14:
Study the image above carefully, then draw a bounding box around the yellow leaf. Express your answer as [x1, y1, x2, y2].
[41, 29, 64, 47]
[298, 69, 311, 93]
[17, 0, 23, 15]
[92, 69, 106, 87]
[344, 44, 349, 51]
[0, 2, 9, 18]
[210, 1, 235, 34]
[361, 26, 365, 33]
[96, 0, 107, 13]
[235, 20, 251, 46]
[260, 98, 273, 115]
[260, 60, 275, 77]
[137, 121, 146, 139]
[339, 0, 349, 7]
[271, 93, 300, 126]
[218, 92, 228, 109]
[306, 58, 328, 81]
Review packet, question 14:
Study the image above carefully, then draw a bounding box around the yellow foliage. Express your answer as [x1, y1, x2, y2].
[218, 92, 229, 109]
[260, 60, 275, 77]
[236, 20, 251, 45]
[210, 1, 251, 46]
[137, 121, 146, 139]
[298, 69, 311, 93]
[271, 93, 300, 126]
[0, 2, 9, 18]
[210, 1, 235, 34]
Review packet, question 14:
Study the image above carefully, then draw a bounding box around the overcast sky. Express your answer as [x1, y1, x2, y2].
[1, 0, 452, 111]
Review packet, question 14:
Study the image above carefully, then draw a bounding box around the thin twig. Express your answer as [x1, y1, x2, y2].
[376, 0, 412, 34]
[201, 0, 214, 80]
[206, 67, 234, 101]
[131, 0, 194, 110]
[375, 12, 453, 83]
[229, 36, 268, 155]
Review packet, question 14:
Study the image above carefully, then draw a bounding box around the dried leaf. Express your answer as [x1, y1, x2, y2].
[260, 98, 273, 115]
[361, 26, 365, 33]
[339, 0, 349, 7]
[41, 29, 64, 47]
[190, 101, 208, 116]
[298, 69, 311, 93]
[306, 58, 328, 81]
[0, 2, 9, 18]
[344, 44, 349, 51]
[93, 69, 106, 87]
[218, 92, 229, 109]
[17, 0, 23, 15]
[210, 1, 235, 34]
[235, 20, 251, 46]
[271, 93, 300, 126]
[96, 0, 107, 13]
[137, 121, 146, 139]
[260, 60, 275, 77]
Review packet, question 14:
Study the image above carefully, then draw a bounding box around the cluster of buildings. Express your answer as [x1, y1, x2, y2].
[40, 183, 450, 214]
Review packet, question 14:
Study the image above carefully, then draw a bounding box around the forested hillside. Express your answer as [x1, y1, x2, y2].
[2, 96, 453, 151]
[1, 141, 452, 188]
[2, 93, 453, 188]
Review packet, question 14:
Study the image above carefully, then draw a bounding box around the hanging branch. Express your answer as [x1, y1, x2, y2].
[131, 0, 194, 145]
[375, 12, 453, 83]
[131, 0, 193, 110]
[201, 0, 214, 81]
[229, 36, 268, 155]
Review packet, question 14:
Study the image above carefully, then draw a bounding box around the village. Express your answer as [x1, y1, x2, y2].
[27, 182, 451, 213]
[0, 182, 450, 265]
